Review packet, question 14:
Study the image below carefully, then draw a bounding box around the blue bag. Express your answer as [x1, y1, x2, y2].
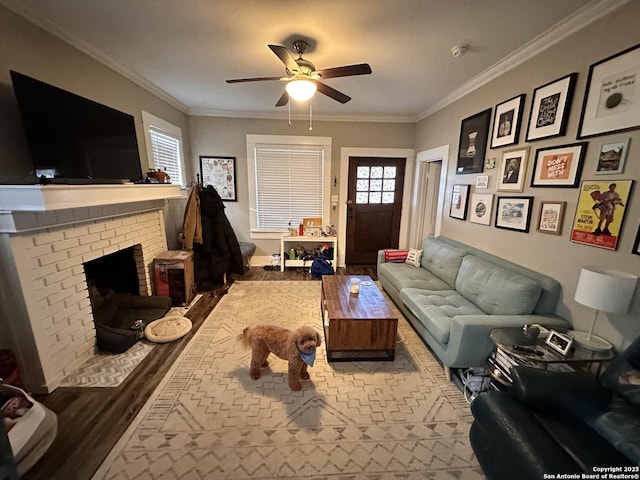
[310, 255, 334, 279]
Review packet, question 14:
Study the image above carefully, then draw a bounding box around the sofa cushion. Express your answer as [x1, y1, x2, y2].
[378, 262, 450, 291]
[455, 256, 542, 315]
[600, 357, 640, 409]
[587, 396, 640, 465]
[400, 288, 485, 344]
[421, 238, 467, 287]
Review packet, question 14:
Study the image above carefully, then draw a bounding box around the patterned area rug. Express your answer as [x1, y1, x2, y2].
[93, 281, 483, 479]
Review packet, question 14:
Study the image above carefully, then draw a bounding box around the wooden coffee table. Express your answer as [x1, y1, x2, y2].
[321, 275, 398, 361]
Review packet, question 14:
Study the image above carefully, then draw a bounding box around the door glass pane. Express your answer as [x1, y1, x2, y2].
[357, 166, 370, 178]
[383, 166, 396, 178]
[382, 192, 395, 203]
[370, 179, 382, 191]
[383, 179, 395, 191]
[356, 179, 369, 191]
[356, 192, 369, 204]
[369, 192, 381, 203]
[370, 166, 383, 178]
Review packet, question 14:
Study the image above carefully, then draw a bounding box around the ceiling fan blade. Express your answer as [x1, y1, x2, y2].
[226, 76, 282, 83]
[315, 82, 351, 104]
[268, 44, 299, 73]
[275, 91, 289, 107]
[316, 63, 372, 79]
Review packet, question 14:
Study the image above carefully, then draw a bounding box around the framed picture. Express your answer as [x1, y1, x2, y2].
[633, 225, 640, 256]
[469, 193, 494, 226]
[495, 196, 534, 232]
[456, 108, 492, 174]
[449, 184, 470, 220]
[497, 146, 529, 192]
[578, 44, 640, 139]
[537, 201, 566, 236]
[490, 94, 525, 148]
[200, 155, 237, 201]
[525, 73, 577, 142]
[476, 175, 489, 189]
[531, 142, 587, 188]
[545, 330, 574, 356]
[570, 179, 634, 250]
[594, 138, 630, 174]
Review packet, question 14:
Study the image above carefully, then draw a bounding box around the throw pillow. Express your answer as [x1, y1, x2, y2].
[384, 249, 409, 263]
[405, 248, 423, 267]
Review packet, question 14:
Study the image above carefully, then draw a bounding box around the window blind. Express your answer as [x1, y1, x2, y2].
[255, 145, 324, 230]
[150, 129, 183, 185]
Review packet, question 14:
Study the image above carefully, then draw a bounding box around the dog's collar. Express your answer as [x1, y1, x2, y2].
[300, 349, 316, 367]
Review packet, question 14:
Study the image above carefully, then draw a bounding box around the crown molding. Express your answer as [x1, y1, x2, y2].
[2, 0, 188, 113]
[415, 0, 632, 121]
[188, 107, 415, 123]
[3, 0, 630, 123]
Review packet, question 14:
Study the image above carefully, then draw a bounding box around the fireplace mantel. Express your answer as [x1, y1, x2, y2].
[0, 184, 183, 212]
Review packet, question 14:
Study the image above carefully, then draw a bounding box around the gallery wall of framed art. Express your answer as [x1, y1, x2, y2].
[446, 39, 639, 258]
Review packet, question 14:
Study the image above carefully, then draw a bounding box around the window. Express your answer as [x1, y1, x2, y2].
[247, 135, 332, 239]
[141, 111, 185, 185]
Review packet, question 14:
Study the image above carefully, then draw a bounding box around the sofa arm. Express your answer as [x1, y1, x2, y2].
[511, 367, 612, 418]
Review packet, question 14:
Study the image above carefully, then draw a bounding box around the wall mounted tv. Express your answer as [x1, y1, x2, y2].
[10, 70, 143, 184]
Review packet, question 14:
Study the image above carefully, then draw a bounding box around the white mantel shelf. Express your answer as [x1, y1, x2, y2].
[0, 184, 183, 212]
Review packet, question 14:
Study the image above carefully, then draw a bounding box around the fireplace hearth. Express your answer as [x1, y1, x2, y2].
[0, 184, 181, 393]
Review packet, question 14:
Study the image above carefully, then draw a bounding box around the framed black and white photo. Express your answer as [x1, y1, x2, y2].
[200, 156, 237, 201]
[456, 108, 492, 174]
[595, 138, 630, 174]
[578, 44, 640, 139]
[469, 193, 494, 226]
[490, 94, 525, 148]
[495, 196, 534, 232]
[497, 146, 529, 192]
[525, 73, 577, 142]
[449, 184, 470, 220]
[537, 201, 566, 236]
[531, 142, 587, 188]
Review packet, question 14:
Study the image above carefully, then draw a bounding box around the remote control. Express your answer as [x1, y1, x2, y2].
[512, 345, 544, 356]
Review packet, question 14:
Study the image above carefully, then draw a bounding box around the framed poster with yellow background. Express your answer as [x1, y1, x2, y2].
[570, 179, 634, 250]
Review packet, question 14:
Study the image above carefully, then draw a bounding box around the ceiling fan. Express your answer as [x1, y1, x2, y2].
[226, 40, 372, 106]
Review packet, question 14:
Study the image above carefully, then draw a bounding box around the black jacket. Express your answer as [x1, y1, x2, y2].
[193, 186, 243, 290]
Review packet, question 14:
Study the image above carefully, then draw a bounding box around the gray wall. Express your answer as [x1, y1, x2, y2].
[415, 1, 640, 350]
[188, 116, 415, 258]
[0, 5, 192, 183]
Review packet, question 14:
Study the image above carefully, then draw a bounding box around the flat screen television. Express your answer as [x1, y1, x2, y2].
[10, 70, 143, 184]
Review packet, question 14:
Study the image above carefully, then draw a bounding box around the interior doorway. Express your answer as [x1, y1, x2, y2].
[345, 157, 406, 264]
[409, 145, 449, 248]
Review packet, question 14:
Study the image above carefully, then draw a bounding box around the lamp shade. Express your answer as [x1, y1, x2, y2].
[285, 79, 317, 101]
[574, 267, 638, 313]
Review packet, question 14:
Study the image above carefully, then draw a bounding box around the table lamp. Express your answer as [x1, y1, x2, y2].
[571, 266, 638, 351]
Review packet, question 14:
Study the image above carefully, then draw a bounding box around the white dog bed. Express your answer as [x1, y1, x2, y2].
[144, 316, 192, 343]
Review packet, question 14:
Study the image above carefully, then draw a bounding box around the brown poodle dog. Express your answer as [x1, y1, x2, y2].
[238, 325, 322, 391]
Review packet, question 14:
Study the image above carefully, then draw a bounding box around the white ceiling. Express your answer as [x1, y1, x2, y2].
[2, 0, 627, 122]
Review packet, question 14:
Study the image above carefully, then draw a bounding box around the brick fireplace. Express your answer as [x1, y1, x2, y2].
[0, 184, 182, 393]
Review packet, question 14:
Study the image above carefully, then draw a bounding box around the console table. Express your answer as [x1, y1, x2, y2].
[280, 234, 337, 272]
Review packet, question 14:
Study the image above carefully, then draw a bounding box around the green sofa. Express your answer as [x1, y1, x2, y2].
[377, 236, 570, 379]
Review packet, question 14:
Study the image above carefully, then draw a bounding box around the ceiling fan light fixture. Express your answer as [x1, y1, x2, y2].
[286, 79, 317, 101]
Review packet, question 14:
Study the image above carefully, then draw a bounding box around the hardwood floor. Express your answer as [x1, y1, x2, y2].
[25, 266, 376, 480]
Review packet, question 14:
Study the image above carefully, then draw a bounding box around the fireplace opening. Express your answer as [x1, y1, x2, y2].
[84, 246, 141, 311]
[83, 244, 171, 353]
